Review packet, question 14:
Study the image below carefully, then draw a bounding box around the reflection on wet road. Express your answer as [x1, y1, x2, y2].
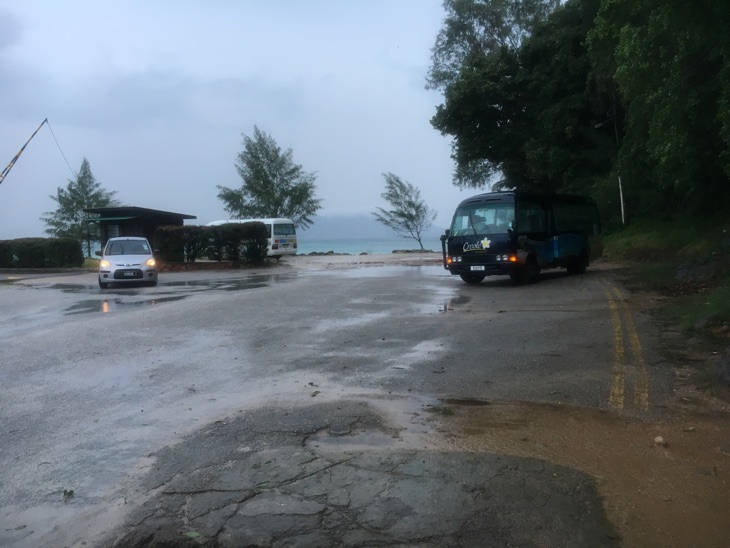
[58, 273, 298, 315]
[65, 296, 188, 315]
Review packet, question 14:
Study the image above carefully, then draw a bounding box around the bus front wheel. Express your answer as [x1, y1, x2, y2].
[510, 256, 540, 284]
[459, 273, 486, 284]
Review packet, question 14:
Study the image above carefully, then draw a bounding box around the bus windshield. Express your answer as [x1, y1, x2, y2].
[272, 222, 296, 237]
[450, 203, 515, 236]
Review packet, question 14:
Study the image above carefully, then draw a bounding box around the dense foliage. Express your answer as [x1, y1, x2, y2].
[40, 158, 120, 256]
[373, 173, 437, 250]
[0, 238, 83, 268]
[153, 223, 269, 266]
[430, 0, 730, 227]
[217, 126, 322, 229]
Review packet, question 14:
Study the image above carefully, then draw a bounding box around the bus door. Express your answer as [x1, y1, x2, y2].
[551, 202, 590, 260]
[515, 201, 550, 265]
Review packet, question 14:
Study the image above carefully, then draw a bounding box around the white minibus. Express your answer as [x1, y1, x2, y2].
[206, 218, 297, 258]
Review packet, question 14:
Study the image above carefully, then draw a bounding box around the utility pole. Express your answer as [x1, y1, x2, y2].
[595, 110, 625, 225]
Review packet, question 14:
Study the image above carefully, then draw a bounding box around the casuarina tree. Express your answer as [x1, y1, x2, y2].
[217, 126, 322, 228]
[373, 172, 437, 250]
[41, 157, 120, 257]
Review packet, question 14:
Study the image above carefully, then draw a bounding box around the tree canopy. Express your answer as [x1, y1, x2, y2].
[429, 0, 730, 225]
[217, 126, 322, 229]
[372, 173, 437, 250]
[40, 158, 119, 256]
[588, 0, 730, 215]
[427, 0, 561, 90]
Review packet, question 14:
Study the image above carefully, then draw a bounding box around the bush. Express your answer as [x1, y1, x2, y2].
[47, 238, 85, 267]
[182, 225, 208, 263]
[241, 222, 269, 264]
[0, 238, 83, 268]
[152, 223, 269, 266]
[153, 226, 185, 262]
[205, 222, 268, 265]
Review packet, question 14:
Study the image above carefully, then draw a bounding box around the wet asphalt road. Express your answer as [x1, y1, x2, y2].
[0, 259, 670, 546]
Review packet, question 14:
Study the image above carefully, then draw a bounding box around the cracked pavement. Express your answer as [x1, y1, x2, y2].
[111, 401, 618, 547]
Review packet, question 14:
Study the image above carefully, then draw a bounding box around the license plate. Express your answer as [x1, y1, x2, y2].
[123, 271, 136, 277]
[470, 266, 485, 271]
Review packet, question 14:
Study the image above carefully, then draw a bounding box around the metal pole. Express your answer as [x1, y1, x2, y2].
[0, 118, 48, 185]
[613, 116, 625, 225]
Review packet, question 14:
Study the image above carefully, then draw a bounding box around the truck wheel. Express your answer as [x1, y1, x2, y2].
[459, 273, 486, 284]
[566, 251, 588, 275]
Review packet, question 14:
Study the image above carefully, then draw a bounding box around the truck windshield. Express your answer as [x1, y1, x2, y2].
[450, 204, 515, 236]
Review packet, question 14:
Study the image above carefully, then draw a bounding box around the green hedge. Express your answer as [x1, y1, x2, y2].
[0, 238, 84, 268]
[153, 226, 186, 263]
[153, 223, 269, 265]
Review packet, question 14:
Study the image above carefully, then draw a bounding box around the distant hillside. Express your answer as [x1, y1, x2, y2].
[302, 213, 447, 240]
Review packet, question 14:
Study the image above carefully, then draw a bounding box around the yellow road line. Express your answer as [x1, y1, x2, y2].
[606, 294, 625, 410]
[601, 279, 650, 411]
[612, 286, 649, 411]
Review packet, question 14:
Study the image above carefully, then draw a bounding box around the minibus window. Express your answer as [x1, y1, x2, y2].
[273, 223, 296, 236]
[515, 203, 544, 233]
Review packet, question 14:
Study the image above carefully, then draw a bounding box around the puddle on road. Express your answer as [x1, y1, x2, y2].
[437, 294, 471, 313]
[56, 273, 298, 315]
[305, 394, 443, 453]
[52, 273, 296, 295]
[310, 265, 448, 279]
[431, 400, 730, 548]
[65, 296, 188, 315]
[162, 272, 296, 291]
[442, 397, 490, 407]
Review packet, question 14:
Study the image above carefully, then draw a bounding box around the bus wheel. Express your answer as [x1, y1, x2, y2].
[567, 252, 588, 275]
[459, 273, 486, 284]
[511, 256, 540, 284]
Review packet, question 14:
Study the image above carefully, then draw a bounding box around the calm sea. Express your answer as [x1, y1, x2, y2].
[296, 237, 442, 256]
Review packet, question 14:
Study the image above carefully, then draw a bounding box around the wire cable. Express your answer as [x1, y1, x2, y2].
[46, 119, 78, 179]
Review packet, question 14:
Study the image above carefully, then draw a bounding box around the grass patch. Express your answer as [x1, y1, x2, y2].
[83, 258, 100, 269]
[604, 215, 729, 263]
[667, 282, 730, 332]
[604, 215, 730, 337]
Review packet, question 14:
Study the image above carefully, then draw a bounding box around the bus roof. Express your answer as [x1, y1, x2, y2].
[206, 218, 294, 226]
[456, 191, 596, 209]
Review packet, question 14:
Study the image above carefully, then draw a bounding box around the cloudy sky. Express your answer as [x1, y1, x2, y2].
[0, 1, 476, 240]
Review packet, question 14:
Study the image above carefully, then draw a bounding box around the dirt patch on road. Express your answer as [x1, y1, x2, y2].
[432, 400, 730, 547]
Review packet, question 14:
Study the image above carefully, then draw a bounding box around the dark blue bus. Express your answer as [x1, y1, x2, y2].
[440, 191, 603, 284]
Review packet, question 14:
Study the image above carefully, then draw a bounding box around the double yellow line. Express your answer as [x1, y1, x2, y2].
[603, 282, 649, 411]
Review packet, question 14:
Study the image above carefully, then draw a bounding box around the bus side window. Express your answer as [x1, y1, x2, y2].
[516, 203, 544, 233]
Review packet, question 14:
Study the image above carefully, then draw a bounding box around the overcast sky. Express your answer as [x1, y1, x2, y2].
[0, 1, 476, 240]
